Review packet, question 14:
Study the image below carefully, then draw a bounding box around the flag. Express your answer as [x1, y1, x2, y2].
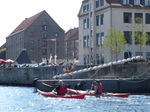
[47, 39, 56, 41]
[74, 40, 79, 42]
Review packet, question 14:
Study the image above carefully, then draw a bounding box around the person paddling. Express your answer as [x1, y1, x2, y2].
[91, 80, 102, 95]
[74, 80, 86, 90]
[53, 80, 67, 95]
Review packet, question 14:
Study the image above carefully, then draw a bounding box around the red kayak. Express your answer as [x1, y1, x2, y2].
[67, 89, 130, 98]
[37, 89, 85, 99]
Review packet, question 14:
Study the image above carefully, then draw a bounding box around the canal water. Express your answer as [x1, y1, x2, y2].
[0, 86, 150, 112]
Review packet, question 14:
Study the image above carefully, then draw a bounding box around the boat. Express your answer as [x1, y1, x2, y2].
[67, 89, 130, 98]
[37, 89, 85, 99]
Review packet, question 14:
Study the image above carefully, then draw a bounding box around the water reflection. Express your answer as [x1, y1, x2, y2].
[0, 86, 150, 112]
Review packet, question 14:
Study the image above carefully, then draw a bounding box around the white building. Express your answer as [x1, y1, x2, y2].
[78, 0, 150, 65]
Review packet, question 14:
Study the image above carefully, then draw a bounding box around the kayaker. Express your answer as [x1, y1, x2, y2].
[91, 80, 102, 95]
[32, 78, 39, 93]
[74, 80, 86, 90]
[53, 80, 67, 95]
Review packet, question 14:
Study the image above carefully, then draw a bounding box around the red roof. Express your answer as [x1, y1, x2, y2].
[65, 28, 78, 41]
[8, 10, 44, 37]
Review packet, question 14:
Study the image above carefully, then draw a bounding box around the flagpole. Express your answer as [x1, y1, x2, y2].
[47, 39, 57, 63]
[54, 40, 57, 64]
[55, 40, 56, 56]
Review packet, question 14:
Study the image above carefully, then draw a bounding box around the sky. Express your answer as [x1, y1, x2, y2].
[0, 0, 82, 46]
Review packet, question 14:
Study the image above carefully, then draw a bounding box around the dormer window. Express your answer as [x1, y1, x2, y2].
[134, 0, 140, 5]
[123, 0, 130, 5]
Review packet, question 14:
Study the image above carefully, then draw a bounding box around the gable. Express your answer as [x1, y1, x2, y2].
[8, 10, 44, 37]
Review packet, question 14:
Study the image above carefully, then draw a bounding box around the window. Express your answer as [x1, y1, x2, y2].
[87, 35, 90, 47]
[124, 12, 132, 23]
[101, 32, 104, 45]
[43, 19, 46, 24]
[146, 52, 150, 59]
[96, 14, 104, 25]
[55, 33, 58, 37]
[124, 31, 132, 44]
[100, 0, 104, 6]
[96, 15, 100, 26]
[134, 0, 140, 5]
[42, 41, 47, 47]
[83, 35, 89, 47]
[96, 0, 104, 8]
[135, 13, 143, 23]
[42, 49, 47, 55]
[123, 0, 130, 5]
[96, 0, 100, 8]
[83, 4, 89, 12]
[145, 0, 150, 6]
[90, 30, 93, 37]
[83, 19, 87, 28]
[135, 52, 143, 56]
[83, 36, 87, 47]
[42, 25, 47, 31]
[42, 33, 47, 39]
[30, 40, 34, 45]
[83, 18, 89, 29]
[100, 14, 104, 25]
[100, 53, 104, 64]
[134, 31, 142, 45]
[146, 32, 150, 45]
[95, 33, 104, 45]
[84, 56, 87, 65]
[96, 33, 100, 46]
[146, 13, 150, 24]
[96, 54, 100, 64]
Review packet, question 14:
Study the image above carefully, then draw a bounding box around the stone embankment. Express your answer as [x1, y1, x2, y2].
[0, 62, 149, 91]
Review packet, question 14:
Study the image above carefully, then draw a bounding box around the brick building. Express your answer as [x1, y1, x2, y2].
[64, 28, 79, 60]
[6, 10, 65, 63]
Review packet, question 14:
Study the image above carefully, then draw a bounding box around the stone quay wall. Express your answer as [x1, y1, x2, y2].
[0, 63, 149, 86]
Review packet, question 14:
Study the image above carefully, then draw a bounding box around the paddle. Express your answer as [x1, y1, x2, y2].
[42, 82, 52, 87]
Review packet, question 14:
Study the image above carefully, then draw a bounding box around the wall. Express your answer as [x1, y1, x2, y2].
[0, 66, 61, 85]
[0, 63, 150, 86]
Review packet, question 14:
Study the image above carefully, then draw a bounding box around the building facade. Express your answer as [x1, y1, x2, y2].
[64, 28, 79, 60]
[6, 10, 65, 63]
[78, 0, 150, 65]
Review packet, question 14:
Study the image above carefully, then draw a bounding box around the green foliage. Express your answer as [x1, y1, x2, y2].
[103, 27, 127, 61]
[0, 48, 6, 59]
[133, 17, 149, 52]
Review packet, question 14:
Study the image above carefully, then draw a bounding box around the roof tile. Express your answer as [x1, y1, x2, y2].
[8, 10, 44, 37]
[65, 28, 78, 41]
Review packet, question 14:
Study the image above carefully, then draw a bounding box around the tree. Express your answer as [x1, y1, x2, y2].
[132, 17, 149, 53]
[0, 48, 6, 59]
[103, 27, 127, 61]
